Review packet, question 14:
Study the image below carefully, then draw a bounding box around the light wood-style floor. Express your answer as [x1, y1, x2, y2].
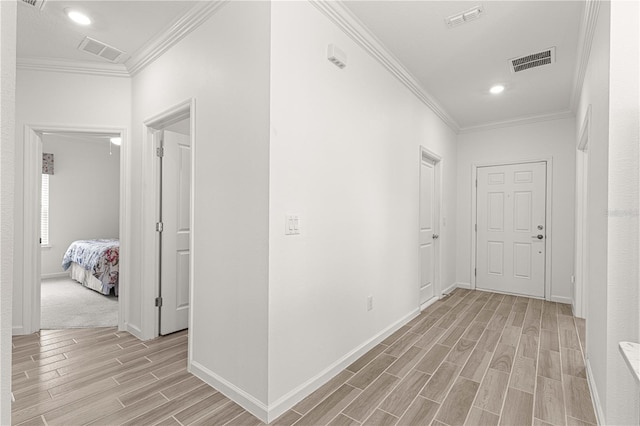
[11, 289, 597, 426]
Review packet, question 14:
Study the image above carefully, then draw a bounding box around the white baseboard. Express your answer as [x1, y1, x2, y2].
[586, 359, 605, 425]
[550, 295, 573, 306]
[190, 308, 419, 423]
[441, 282, 470, 296]
[12, 326, 26, 336]
[441, 282, 457, 295]
[421, 296, 439, 311]
[125, 323, 143, 341]
[266, 307, 419, 421]
[190, 360, 269, 423]
[41, 272, 69, 280]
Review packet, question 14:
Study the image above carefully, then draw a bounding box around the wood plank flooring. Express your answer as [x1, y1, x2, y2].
[11, 289, 597, 425]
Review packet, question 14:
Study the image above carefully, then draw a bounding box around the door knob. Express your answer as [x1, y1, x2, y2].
[531, 234, 544, 240]
[432, 234, 439, 239]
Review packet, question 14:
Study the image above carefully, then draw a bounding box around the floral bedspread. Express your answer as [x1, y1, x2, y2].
[62, 239, 119, 292]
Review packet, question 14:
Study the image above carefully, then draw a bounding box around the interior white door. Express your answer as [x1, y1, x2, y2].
[476, 162, 546, 297]
[419, 156, 438, 305]
[160, 129, 191, 335]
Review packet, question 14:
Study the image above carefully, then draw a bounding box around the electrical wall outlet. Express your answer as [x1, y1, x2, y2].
[367, 295, 373, 311]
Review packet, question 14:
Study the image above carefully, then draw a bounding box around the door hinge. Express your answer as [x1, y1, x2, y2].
[156, 222, 164, 232]
[474, 268, 477, 276]
[156, 147, 164, 157]
[155, 297, 163, 307]
[475, 179, 477, 187]
[475, 223, 477, 232]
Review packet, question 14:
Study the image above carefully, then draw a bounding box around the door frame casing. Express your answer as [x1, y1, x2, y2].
[574, 106, 591, 319]
[419, 146, 443, 310]
[470, 158, 554, 300]
[141, 99, 195, 344]
[22, 124, 129, 335]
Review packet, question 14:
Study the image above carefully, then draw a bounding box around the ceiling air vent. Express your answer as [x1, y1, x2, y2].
[509, 47, 556, 73]
[20, 0, 46, 10]
[78, 37, 126, 63]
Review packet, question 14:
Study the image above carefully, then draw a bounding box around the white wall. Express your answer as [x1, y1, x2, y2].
[40, 134, 120, 277]
[604, 2, 640, 422]
[0, 1, 17, 423]
[131, 0, 271, 407]
[268, 1, 457, 410]
[456, 118, 576, 302]
[577, 2, 640, 424]
[13, 70, 130, 333]
[576, 2, 610, 418]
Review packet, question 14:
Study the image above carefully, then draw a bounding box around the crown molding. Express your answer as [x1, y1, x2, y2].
[309, 0, 460, 133]
[458, 110, 575, 134]
[570, 0, 601, 110]
[126, 0, 229, 76]
[17, 57, 130, 77]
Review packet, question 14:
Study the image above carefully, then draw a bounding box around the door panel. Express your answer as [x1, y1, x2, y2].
[160, 128, 191, 335]
[419, 157, 437, 305]
[476, 162, 546, 297]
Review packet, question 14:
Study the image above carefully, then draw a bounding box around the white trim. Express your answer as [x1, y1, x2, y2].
[189, 360, 269, 423]
[441, 282, 458, 295]
[454, 282, 471, 290]
[550, 296, 573, 306]
[570, 1, 601, 111]
[40, 272, 68, 280]
[22, 124, 129, 335]
[125, 323, 144, 341]
[419, 146, 443, 308]
[458, 110, 574, 134]
[420, 296, 439, 312]
[574, 105, 591, 319]
[142, 99, 195, 341]
[586, 359, 605, 425]
[190, 308, 419, 423]
[17, 57, 129, 78]
[127, 1, 228, 76]
[470, 158, 553, 300]
[310, 1, 459, 133]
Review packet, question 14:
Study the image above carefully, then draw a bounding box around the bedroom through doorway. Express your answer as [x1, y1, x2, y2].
[38, 131, 122, 329]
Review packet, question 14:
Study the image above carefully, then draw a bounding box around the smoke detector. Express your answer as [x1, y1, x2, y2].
[78, 37, 126, 63]
[509, 47, 556, 73]
[446, 6, 484, 28]
[20, 0, 46, 11]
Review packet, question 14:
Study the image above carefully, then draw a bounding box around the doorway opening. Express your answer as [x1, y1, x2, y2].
[419, 147, 442, 310]
[471, 160, 553, 299]
[23, 125, 128, 334]
[142, 100, 194, 339]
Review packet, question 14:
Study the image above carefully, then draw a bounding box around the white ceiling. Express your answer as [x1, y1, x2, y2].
[17, 1, 585, 130]
[17, 0, 196, 65]
[342, 1, 584, 129]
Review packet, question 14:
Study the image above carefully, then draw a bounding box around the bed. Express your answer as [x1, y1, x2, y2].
[62, 239, 120, 296]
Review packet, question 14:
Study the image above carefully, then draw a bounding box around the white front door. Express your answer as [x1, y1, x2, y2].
[160, 129, 191, 335]
[476, 162, 546, 297]
[419, 155, 438, 305]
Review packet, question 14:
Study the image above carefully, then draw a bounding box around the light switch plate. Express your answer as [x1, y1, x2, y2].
[285, 215, 300, 235]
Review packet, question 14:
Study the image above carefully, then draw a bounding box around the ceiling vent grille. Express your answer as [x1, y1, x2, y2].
[509, 47, 556, 73]
[20, 0, 46, 10]
[78, 37, 126, 63]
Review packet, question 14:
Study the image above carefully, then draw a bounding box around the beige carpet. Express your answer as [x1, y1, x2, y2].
[41, 277, 118, 329]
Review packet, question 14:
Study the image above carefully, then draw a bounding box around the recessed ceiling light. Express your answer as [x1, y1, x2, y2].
[490, 85, 505, 95]
[66, 9, 91, 26]
[110, 137, 122, 146]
